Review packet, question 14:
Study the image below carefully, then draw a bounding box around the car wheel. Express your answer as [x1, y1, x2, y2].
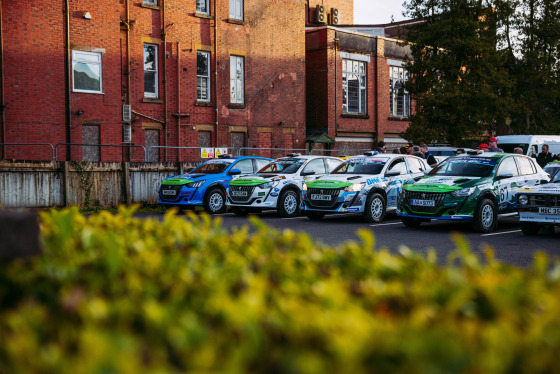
[401, 217, 422, 227]
[363, 193, 386, 223]
[203, 188, 226, 214]
[305, 211, 325, 220]
[521, 222, 541, 236]
[278, 190, 300, 218]
[231, 207, 249, 216]
[471, 198, 497, 233]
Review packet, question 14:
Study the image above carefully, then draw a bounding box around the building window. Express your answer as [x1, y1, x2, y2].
[230, 55, 244, 104]
[342, 59, 367, 114]
[72, 51, 102, 93]
[230, 0, 243, 20]
[197, 51, 211, 102]
[196, 0, 209, 14]
[390, 66, 410, 117]
[144, 44, 158, 98]
[143, 0, 157, 5]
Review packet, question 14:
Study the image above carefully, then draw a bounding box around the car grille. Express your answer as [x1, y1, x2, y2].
[160, 185, 183, 202]
[527, 194, 560, 207]
[403, 190, 446, 213]
[307, 188, 342, 208]
[229, 185, 256, 203]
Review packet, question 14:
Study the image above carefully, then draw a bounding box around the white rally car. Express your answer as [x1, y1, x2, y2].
[515, 162, 560, 235]
[226, 154, 342, 217]
[301, 152, 430, 222]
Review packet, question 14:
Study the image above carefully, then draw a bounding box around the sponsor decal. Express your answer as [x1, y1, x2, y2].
[306, 180, 353, 189]
[270, 193, 279, 197]
[478, 183, 492, 190]
[274, 188, 280, 192]
[162, 179, 193, 186]
[345, 207, 360, 212]
[230, 178, 267, 187]
[366, 177, 382, 185]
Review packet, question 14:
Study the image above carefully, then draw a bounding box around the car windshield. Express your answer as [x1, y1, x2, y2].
[429, 157, 497, 177]
[191, 160, 232, 174]
[257, 159, 305, 174]
[551, 170, 560, 183]
[331, 158, 387, 175]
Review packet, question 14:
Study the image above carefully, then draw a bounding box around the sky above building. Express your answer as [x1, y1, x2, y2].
[353, 0, 408, 24]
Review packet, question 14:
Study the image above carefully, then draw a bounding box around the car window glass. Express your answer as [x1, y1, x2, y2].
[406, 157, 425, 173]
[233, 159, 254, 173]
[254, 159, 270, 171]
[497, 157, 519, 177]
[326, 158, 342, 172]
[387, 158, 408, 174]
[515, 157, 535, 176]
[303, 159, 327, 174]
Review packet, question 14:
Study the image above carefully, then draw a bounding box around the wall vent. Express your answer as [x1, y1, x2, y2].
[331, 8, 340, 25]
[123, 124, 132, 143]
[122, 104, 131, 122]
[315, 5, 326, 24]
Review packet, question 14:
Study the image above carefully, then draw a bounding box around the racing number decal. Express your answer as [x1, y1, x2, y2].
[499, 184, 510, 203]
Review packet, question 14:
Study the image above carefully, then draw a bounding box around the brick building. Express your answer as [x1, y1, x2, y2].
[0, 0, 307, 162]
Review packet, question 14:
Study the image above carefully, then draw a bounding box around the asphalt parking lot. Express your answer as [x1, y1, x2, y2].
[138, 210, 560, 268]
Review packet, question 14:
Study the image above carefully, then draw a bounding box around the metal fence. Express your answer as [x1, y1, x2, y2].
[237, 147, 310, 158]
[0, 143, 56, 161]
[54, 143, 147, 162]
[147, 146, 238, 163]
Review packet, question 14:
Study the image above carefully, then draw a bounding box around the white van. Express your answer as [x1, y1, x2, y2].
[496, 135, 560, 157]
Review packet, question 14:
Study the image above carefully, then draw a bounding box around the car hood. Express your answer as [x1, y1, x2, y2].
[161, 173, 209, 185]
[230, 174, 288, 186]
[306, 174, 383, 189]
[516, 183, 560, 195]
[404, 176, 483, 193]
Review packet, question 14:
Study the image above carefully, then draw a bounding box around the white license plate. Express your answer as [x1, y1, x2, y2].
[311, 194, 332, 201]
[411, 199, 435, 207]
[231, 191, 248, 197]
[539, 207, 560, 215]
[162, 190, 176, 196]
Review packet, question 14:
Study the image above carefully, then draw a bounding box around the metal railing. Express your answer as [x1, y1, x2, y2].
[0, 143, 56, 161]
[310, 148, 373, 157]
[147, 146, 238, 162]
[54, 143, 147, 162]
[237, 147, 310, 157]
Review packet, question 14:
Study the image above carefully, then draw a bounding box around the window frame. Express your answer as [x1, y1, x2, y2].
[302, 158, 327, 175]
[196, 0, 209, 15]
[197, 51, 211, 102]
[497, 157, 520, 177]
[342, 59, 367, 114]
[230, 55, 245, 105]
[72, 50, 103, 94]
[144, 44, 159, 99]
[143, 0, 157, 5]
[389, 66, 410, 118]
[230, 0, 243, 20]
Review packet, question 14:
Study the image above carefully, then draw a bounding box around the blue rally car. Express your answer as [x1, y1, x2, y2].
[158, 155, 272, 214]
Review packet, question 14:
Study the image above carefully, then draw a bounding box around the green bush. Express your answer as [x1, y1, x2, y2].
[1, 207, 560, 373]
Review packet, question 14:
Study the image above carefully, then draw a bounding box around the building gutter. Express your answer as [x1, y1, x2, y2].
[64, 0, 72, 160]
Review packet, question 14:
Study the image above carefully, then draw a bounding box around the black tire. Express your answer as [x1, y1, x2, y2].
[203, 188, 226, 214]
[306, 211, 325, 220]
[278, 190, 301, 218]
[401, 216, 422, 227]
[471, 198, 497, 233]
[521, 222, 541, 236]
[363, 193, 386, 223]
[231, 206, 249, 216]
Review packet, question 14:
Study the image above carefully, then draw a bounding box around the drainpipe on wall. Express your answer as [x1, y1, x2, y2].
[64, 0, 72, 160]
[374, 37, 379, 144]
[214, 0, 219, 147]
[177, 41, 180, 161]
[162, 0, 168, 162]
[334, 36, 338, 148]
[0, 0, 5, 160]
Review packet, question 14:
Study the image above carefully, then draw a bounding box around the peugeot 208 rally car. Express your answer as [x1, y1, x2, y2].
[226, 154, 342, 217]
[302, 152, 429, 222]
[158, 155, 271, 214]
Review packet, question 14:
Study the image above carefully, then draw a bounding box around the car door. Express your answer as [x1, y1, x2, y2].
[514, 156, 541, 187]
[495, 156, 520, 211]
[406, 156, 428, 179]
[385, 157, 408, 207]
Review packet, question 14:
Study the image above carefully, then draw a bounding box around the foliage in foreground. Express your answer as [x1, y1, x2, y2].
[1, 207, 560, 373]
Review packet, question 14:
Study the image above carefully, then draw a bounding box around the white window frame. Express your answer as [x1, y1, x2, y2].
[143, 0, 157, 5]
[230, 0, 243, 20]
[144, 44, 158, 99]
[342, 59, 367, 114]
[390, 66, 410, 117]
[196, 0, 209, 15]
[230, 55, 244, 104]
[197, 51, 211, 102]
[72, 50, 103, 94]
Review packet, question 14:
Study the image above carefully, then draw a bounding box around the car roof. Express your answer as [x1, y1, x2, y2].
[275, 155, 341, 161]
[346, 153, 422, 161]
[218, 156, 271, 160]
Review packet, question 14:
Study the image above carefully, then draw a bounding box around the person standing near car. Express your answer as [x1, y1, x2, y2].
[420, 144, 438, 167]
[374, 141, 386, 154]
[536, 144, 557, 168]
[513, 147, 523, 154]
[487, 137, 504, 153]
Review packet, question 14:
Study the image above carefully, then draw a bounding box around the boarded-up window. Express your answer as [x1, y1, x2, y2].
[258, 132, 271, 158]
[82, 125, 100, 162]
[198, 131, 212, 147]
[284, 133, 293, 151]
[145, 129, 160, 162]
[231, 132, 246, 154]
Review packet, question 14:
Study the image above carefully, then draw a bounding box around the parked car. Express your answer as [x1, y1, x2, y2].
[226, 154, 342, 217]
[544, 161, 560, 179]
[158, 155, 272, 214]
[397, 151, 549, 233]
[515, 172, 560, 235]
[496, 135, 560, 157]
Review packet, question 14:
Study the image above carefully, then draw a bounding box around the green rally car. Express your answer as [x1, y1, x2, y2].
[397, 151, 549, 233]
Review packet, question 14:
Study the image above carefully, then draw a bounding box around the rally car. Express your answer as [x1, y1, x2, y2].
[301, 152, 430, 222]
[158, 155, 271, 214]
[397, 151, 549, 233]
[515, 171, 560, 235]
[544, 161, 560, 179]
[226, 154, 342, 217]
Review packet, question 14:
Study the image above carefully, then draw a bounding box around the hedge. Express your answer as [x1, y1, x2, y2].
[1, 206, 560, 373]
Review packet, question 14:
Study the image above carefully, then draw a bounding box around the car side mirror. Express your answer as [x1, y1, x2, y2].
[497, 171, 514, 179]
[386, 170, 401, 177]
[540, 179, 549, 185]
[228, 168, 242, 175]
[301, 170, 316, 176]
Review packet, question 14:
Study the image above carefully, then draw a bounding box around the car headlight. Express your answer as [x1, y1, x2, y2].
[259, 182, 275, 189]
[450, 187, 476, 197]
[518, 194, 529, 205]
[344, 183, 365, 192]
[186, 180, 204, 188]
